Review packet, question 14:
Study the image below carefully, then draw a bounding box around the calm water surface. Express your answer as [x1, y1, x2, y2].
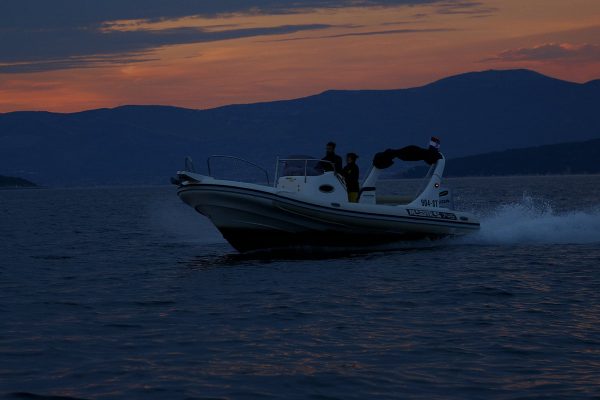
[1, 175, 600, 399]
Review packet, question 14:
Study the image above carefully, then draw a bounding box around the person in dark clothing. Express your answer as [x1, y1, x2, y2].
[320, 141, 343, 173]
[342, 152, 360, 202]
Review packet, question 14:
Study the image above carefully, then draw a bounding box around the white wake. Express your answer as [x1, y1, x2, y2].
[461, 196, 600, 245]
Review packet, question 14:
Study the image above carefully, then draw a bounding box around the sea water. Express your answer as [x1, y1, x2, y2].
[1, 175, 600, 399]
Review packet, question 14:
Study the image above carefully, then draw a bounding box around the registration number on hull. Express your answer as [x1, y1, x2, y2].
[407, 209, 457, 220]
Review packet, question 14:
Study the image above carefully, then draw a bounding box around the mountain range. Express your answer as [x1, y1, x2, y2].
[1, 69, 599, 186]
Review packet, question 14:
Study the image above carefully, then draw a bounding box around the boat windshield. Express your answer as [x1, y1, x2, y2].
[276, 157, 334, 179]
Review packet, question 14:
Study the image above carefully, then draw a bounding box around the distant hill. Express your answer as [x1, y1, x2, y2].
[0, 175, 37, 188]
[399, 138, 600, 178]
[0, 69, 599, 186]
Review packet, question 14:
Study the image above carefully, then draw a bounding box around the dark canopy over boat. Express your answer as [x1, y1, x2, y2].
[372, 145, 442, 169]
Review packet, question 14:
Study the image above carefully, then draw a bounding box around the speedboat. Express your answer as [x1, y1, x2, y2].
[172, 145, 480, 252]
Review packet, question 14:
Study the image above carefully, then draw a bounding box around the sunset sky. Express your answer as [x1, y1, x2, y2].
[1, 0, 599, 113]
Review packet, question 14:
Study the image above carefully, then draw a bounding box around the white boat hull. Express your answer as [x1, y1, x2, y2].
[178, 182, 479, 252]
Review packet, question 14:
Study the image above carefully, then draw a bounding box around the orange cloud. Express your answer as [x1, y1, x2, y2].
[487, 43, 600, 62]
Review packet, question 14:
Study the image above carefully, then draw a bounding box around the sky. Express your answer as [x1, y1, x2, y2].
[1, 0, 599, 113]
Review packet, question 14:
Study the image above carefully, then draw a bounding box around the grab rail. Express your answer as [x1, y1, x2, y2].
[207, 155, 270, 185]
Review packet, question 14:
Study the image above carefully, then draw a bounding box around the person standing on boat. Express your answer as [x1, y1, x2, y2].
[320, 141, 343, 173]
[342, 153, 360, 203]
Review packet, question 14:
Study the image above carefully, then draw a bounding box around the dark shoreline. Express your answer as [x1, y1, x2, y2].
[0, 175, 38, 189]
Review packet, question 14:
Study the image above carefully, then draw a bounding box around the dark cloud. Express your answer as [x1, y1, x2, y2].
[0, 24, 331, 73]
[0, 0, 486, 73]
[380, 20, 418, 26]
[264, 27, 456, 42]
[0, 1, 442, 29]
[485, 43, 600, 62]
[0, 55, 159, 74]
[435, 1, 496, 16]
[379, 2, 496, 24]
